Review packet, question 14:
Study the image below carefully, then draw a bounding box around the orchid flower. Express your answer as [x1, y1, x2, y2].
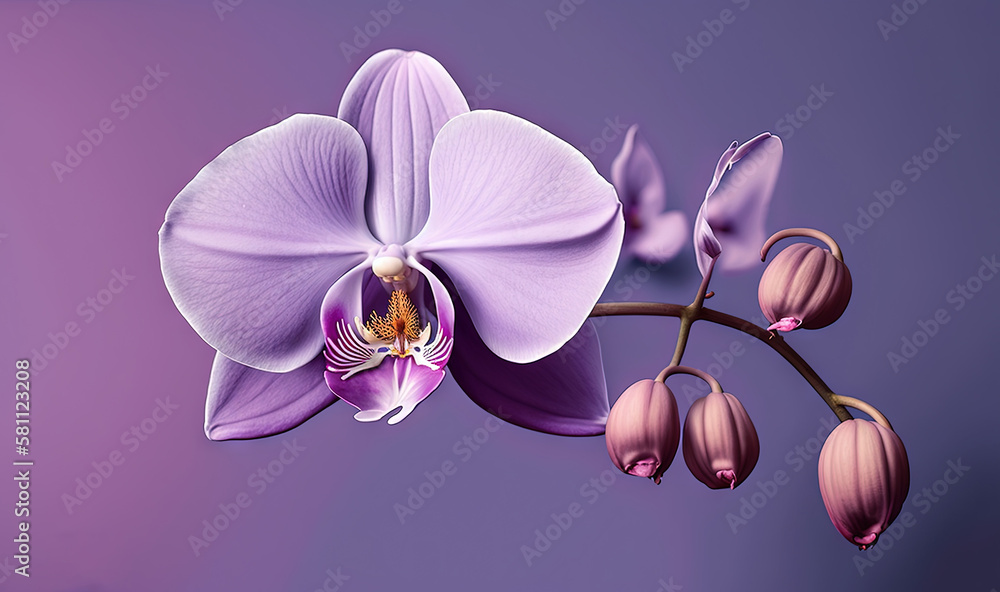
[610, 125, 689, 263]
[693, 132, 783, 276]
[159, 50, 624, 440]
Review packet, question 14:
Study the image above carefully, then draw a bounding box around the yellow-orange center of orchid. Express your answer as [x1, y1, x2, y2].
[366, 290, 422, 343]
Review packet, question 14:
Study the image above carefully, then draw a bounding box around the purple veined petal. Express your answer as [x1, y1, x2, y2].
[159, 114, 378, 372]
[338, 49, 470, 245]
[320, 258, 455, 424]
[443, 271, 609, 435]
[704, 132, 783, 273]
[628, 210, 689, 264]
[205, 352, 336, 441]
[611, 124, 667, 224]
[409, 110, 625, 363]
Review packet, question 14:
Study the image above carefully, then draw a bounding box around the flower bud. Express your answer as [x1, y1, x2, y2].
[682, 391, 759, 490]
[818, 419, 910, 550]
[759, 242, 852, 331]
[605, 379, 680, 484]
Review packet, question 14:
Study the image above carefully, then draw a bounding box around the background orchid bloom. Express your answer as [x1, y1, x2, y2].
[610, 125, 688, 263]
[693, 132, 783, 276]
[159, 49, 624, 440]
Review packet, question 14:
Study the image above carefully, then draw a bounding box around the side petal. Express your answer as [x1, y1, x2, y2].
[338, 49, 470, 245]
[159, 114, 377, 372]
[409, 110, 624, 363]
[205, 352, 335, 441]
[447, 283, 609, 436]
[320, 260, 455, 425]
[611, 124, 666, 222]
[628, 210, 689, 264]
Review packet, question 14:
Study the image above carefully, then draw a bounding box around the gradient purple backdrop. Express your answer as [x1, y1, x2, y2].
[1, 1, 997, 590]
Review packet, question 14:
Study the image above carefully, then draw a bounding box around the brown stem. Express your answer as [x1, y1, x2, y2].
[760, 227, 845, 262]
[590, 302, 854, 421]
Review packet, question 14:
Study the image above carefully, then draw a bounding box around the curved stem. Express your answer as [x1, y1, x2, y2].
[831, 395, 891, 431]
[590, 301, 853, 422]
[761, 227, 845, 262]
[655, 365, 723, 393]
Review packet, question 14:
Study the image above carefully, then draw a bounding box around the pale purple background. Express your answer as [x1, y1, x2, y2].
[1, 1, 998, 591]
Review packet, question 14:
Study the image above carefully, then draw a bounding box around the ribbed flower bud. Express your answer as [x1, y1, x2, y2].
[682, 391, 760, 490]
[605, 379, 680, 485]
[758, 228, 852, 332]
[818, 419, 910, 550]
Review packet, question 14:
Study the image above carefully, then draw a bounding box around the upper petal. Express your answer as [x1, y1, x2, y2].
[611, 124, 666, 221]
[159, 114, 378, 372]
[409, 110, 624, 363]
[693, 141, 736, 277]
[205, 351, 335, 441]
[338, 49, 470, 245]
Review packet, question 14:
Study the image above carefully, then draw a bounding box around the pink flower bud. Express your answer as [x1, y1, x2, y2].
[605, 379, 680, 484]
[682, 392, 759, 490]
[818, 419, 910, 550]
[758, 242, 852, 331]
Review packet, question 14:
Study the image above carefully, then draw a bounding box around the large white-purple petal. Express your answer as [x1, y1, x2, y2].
[338, 49, 470, 245]
[409, 110, 624, 363]
[159, 114, 377, 372]
[205, 352, 336, 441]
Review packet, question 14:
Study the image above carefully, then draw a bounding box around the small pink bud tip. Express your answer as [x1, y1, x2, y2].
[717, 470, 737, 489]
[855, 533, 878, 550]
[766, 317, 801, 332]
[629, 459, 658, 479]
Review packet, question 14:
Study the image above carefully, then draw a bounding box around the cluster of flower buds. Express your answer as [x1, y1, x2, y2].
[606, 367, 759, 490]
[758, 228, 852, 332]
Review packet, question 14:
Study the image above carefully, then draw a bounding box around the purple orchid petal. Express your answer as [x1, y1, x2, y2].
[338, 49, 470, 245]
[445, 278, 609, 435]
[320, 258, 455, 424]
[205, 352, 336, 441]
[159, 114, 377, 372]
[695, 132, 783, 275]
[693, 140, 737, 277]
[611, 124, 667, 223]
[628, 210, 689, 264]
[409, 110, 624, 363]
